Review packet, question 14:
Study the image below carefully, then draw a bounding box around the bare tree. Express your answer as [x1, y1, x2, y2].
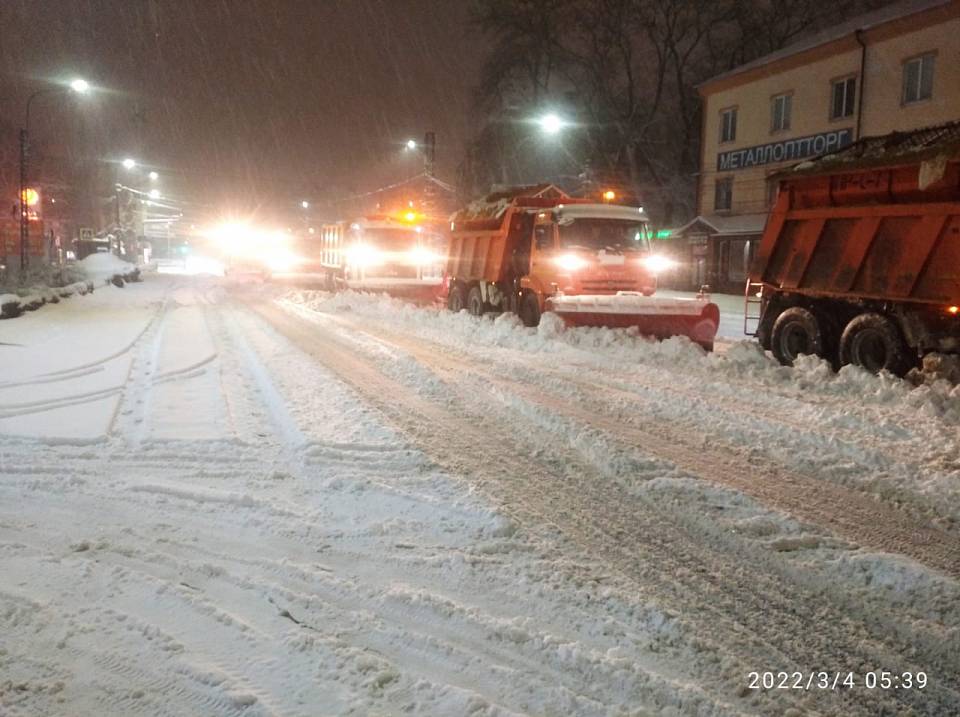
[462, 0, 894, 223]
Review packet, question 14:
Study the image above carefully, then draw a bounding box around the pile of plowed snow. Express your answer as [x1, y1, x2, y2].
[78, 252, 138, 282]
[281, 288, 960, 421]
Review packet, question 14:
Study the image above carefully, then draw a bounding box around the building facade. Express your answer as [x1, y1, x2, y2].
[672, 0, 960, 294]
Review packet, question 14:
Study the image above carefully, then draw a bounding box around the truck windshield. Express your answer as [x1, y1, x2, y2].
[557, 219, 650, 252]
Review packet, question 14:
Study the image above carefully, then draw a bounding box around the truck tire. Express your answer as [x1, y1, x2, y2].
[467, 286, 486, 317]
[839, 313, 913, 376]
[519, 292, 541, 327]
[770, 307, 825, 366]
[447, 284, 466, 313]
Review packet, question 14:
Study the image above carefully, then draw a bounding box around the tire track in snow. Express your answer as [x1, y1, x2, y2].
[253, 300, 960, 717]
[0, 300, 170, 426]
[206, 301, 306, 451]
[319, 307, 960, 578]
[108, 291, 178, 445]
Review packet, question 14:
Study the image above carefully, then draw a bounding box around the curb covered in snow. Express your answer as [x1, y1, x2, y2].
[0, 280, 96, 320]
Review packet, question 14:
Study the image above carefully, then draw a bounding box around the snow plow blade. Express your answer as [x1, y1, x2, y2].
[547, 292, 720, 351]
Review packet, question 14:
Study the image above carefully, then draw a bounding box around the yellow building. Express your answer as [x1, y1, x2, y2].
[674, 0, 960, 293]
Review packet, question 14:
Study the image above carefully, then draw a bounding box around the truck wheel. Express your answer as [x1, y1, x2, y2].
[467, 286, 486, 317]
[447, 284, 466, 313]
[839, 313, 914, 376]
[770, 307, 825, 366]
[519, 292, 541, 327]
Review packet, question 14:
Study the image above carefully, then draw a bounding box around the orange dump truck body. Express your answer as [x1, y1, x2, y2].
[754, 154, 960, 306]
[446, 196, 551, 284]
[750, 121, 960, 372]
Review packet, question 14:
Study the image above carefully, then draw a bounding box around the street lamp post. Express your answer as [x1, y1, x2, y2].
[402, 133, 437, 214]
[404, 133, 436, 177]
[114, 159, 139, 256]
[18, 79, 89, 277]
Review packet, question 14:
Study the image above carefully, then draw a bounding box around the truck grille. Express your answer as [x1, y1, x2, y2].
[580, 280, 638, 293]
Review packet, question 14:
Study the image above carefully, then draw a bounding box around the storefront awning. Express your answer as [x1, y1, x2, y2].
[671, 213, 768, 237]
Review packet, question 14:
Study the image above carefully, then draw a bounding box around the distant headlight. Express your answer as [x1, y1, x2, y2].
[345, 244, 383, 267]
[409, 247, 442, 265]
[555, 253, 588, 271]
[642, 254, 677, 274]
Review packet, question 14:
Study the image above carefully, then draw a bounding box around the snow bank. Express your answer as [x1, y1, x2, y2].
[78, 253, 138, 282]
[284, 289, 960, 424]
[0, 282, 94, 319]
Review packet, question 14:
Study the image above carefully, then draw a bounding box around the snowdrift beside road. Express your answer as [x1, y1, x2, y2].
[285, 288, 960, 417]
[77, 252, 140, 284]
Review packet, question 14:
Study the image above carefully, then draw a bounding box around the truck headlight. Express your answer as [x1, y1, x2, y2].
[555, 253, 588, 271]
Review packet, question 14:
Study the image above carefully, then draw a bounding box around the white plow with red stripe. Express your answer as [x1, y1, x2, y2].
[547, 291, 720, 350]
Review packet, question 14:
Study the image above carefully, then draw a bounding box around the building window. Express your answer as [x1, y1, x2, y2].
[715, 177, 733, 212]
[830, 77, 856, 119]
[903, 53, 934, 104]
[771, 93, 792, 132]
[720, 107, 737, 143]
[766, 177, 780, 208]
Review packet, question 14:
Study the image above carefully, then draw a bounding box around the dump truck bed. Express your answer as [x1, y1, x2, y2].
[752, 125, 960, 306]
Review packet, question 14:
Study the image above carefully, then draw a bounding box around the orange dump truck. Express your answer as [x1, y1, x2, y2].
[446, 185, 719, 349]
[748, 121, 960, 374]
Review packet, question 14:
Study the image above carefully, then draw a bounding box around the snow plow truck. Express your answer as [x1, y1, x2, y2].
[748, 121, 960, 375]
[319, 212, 445, 301]
[446, 185, 720, 350]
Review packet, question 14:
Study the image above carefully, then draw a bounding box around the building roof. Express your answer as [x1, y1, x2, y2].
[699, 0, 953, 91]
[673, 213, 768, 237]
[484, 183, 569, 203]
[780, 120, 960, 177]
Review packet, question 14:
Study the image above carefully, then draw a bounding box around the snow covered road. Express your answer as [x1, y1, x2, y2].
[2, 274, 959, 716]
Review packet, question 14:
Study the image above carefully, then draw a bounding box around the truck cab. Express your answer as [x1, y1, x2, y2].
[523, 203, 658, 304]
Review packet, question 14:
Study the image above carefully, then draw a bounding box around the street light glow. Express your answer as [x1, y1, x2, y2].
[405, 139, 417, 150]
[539, 113, 565, 135]
[69, 78, 90, 94]
[122, 158, 136, 170]
[300, 200, 309, 209]
[149, 171, 159, 181]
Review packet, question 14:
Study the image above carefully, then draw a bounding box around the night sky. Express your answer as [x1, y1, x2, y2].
[0, 0, 485, 218]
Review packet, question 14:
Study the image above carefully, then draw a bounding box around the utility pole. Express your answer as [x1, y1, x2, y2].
[423, 131, 436, 178]
[422, 131, 436, 215]
[115, 179, 123, 256]
[18, 128, 28, 277]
